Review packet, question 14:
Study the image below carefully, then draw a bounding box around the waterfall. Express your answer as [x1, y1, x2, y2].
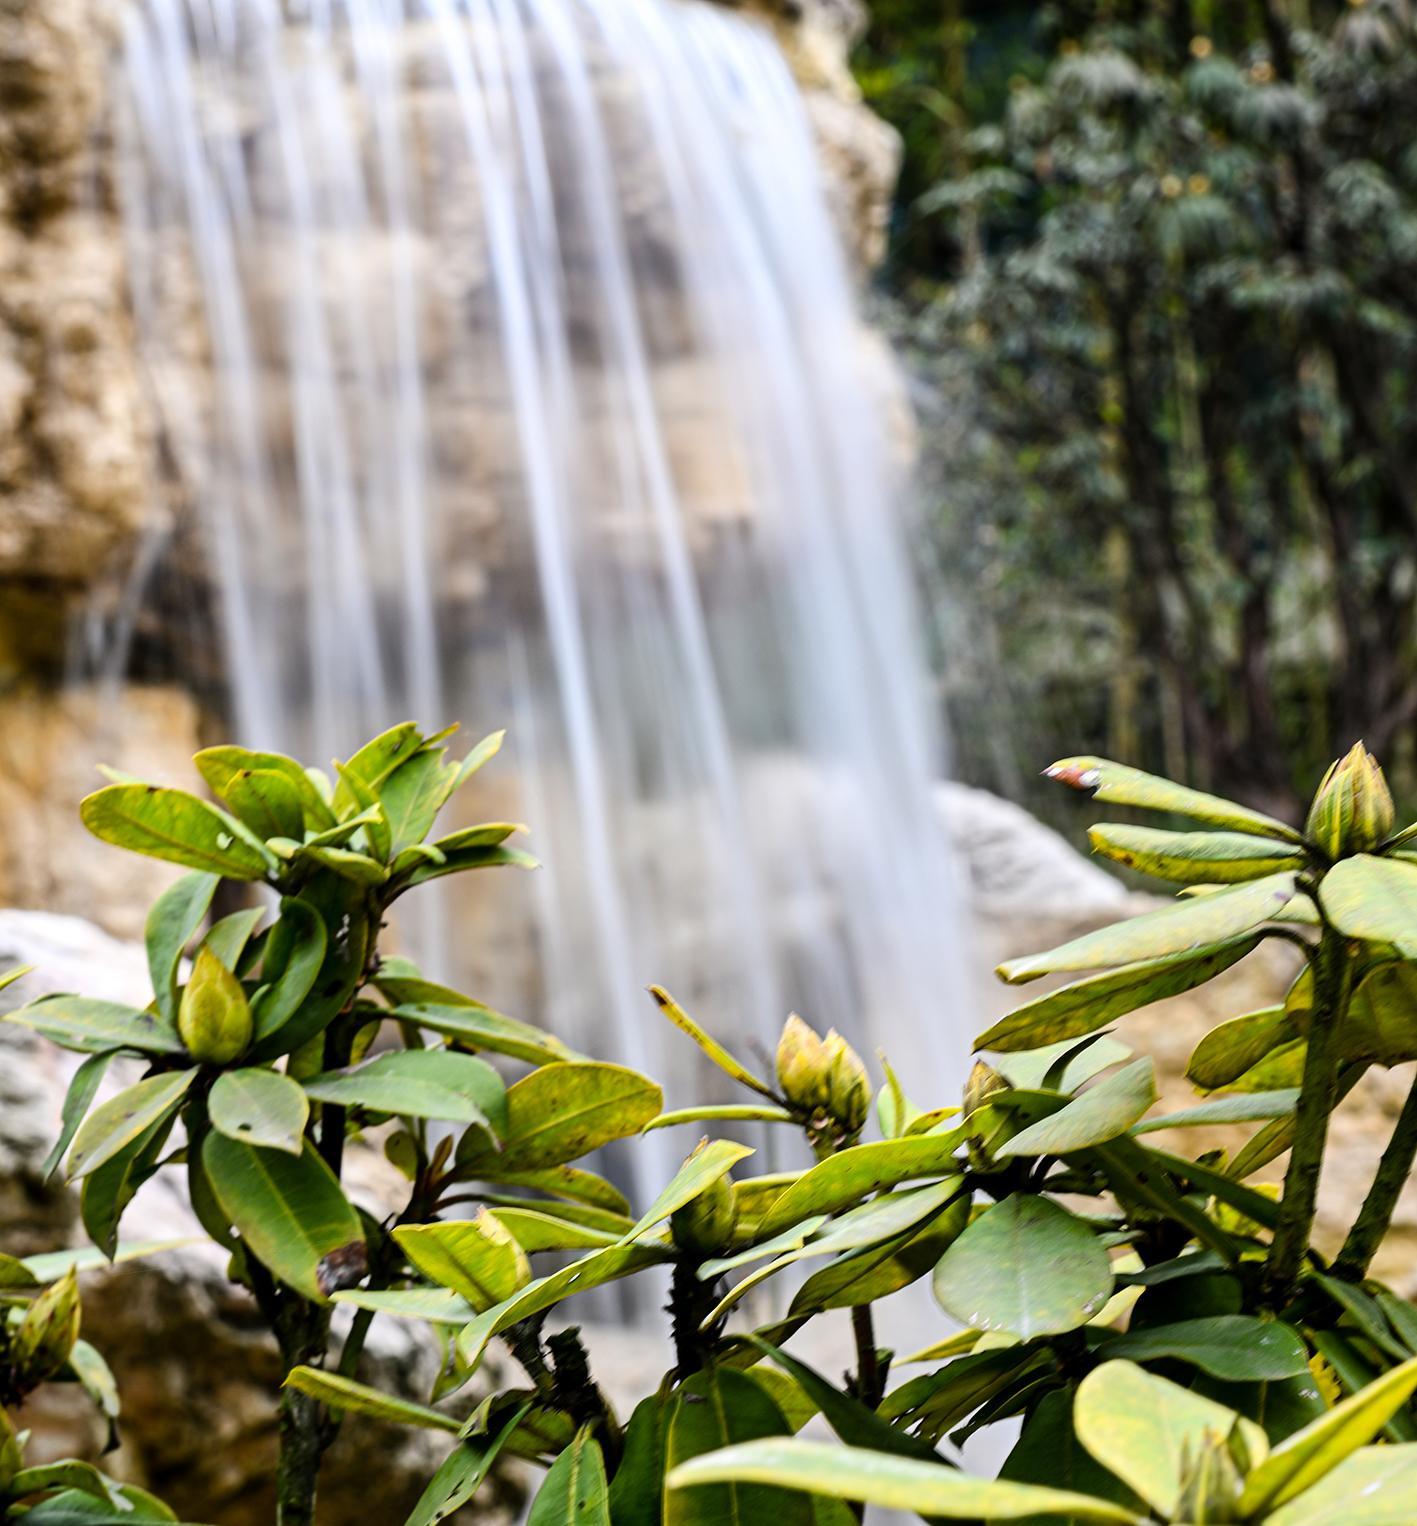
[107, 0, 970, 1200]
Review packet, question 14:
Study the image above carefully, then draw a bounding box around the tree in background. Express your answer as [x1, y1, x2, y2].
[857, 2, 1417, 826]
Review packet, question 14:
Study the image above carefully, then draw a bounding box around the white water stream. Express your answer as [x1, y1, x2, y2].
[108, 0, 969, 1205]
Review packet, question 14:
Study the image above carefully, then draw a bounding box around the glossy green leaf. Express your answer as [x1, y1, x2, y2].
[1044, 756, 1300, 840]
[455, 1244, 671, 1374]
[645, 1105, 794, 1132]
[40, 1052, 116, 1180]
[3, 1485, 179, 1523]
[699, 1218, 829, 1280]
[977, 936, 1260, 1051]
[80, 784, 272, 879]
[487, 1207, 620, 1253]
[647, 986, 778, 1098]
[20, 1240, 196, 1282]
[993, 1035, 1133, 1091]
[1105, 1315, 1309, 1380]
[607, 1398, 664, 1526]
[1320, 856, 1417, 955]
[621, 1139, 754, 1243]
[1131, 1088, 1298, 1134]
[1000, 1388, 1146, 1514]
[667, 1439, 1140, 1522]
[299, 845, 388, 884]
[998, 874, 1298, 983]
[388, 996, 577, 1067]
[1265, 1444, 1417, 1526]
[80, 1114, 176, 1259]
[1238, 1354, 1417, 1514]
[216, 768, 304, 842]
[527, 1431, 610, 1526]
[202, 1133, 364, 1302]
[1089, 824, 1304, 883]
[404, 1406, 527, 1526]
[394, 1213, 529, 1311]
[1187, 1005, 1295, 1089]
[751, 1340, 942, 1462]
[1074, 1360, 1265, 1519]
[1343, 961, 1417, 1066]
[195, 745, 336, 831]
[283, 1366, 459, 1432]
[5, 996, 184, 1055]
[208, 1068, 308, 1155]
[144, 871, 219, 1025]
[756, 1136, 965, 1238]
[932, 1195, 1112, 1338]
[478, 1165, 629, 1217]
[248, 898, 327, 1048]
[302, 1049, 505, 1134]
[790, 1204, 967, 1316]
[331, 1287, 474, 1323]
[997, 1058, 1157, 1158]
[664, 1368, 813, 1526]
[461, 1062, 662, 1172]
[67, 1071, 196, 1180]
[393, 843, 538, 893]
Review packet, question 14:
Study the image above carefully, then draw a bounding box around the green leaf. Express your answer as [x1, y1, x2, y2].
[299, 846, 388, 885]
[283, 1366, 460, 1432]
[81, 1115, 176, 1259]
[302, 1049, 505, 1134]
[1131, 1088, 1298, 1134]
[709, 1181, 964, 1323]
[932, 1195, 1112, 1338]
[80, 784, 273, 879]
[647, 986, 778, 1099]
[1265, 1444, 1417, 1525]
[790, 1205, 967, 1316]
[455, 1244, 672, 1374]
[997, 1058, 1157, 1157]
[66, 1339, 121, 1445]
[645, 1104, 795, 1132]
[667, 1439, 1140, 1522]
[40, 1052, 116, 1180]
[394, 1214, 529, 1311]
[1343, 961, 1417, 1066]
[978, 937, 1260, 1052]
[486, 1208, 620, 1253]
[751, 1340, 943, 1462]
[195, 745, 336, 831]
[993, 1035, 1133, 1091]
[699, 1218, 830, 1280]
[1089, 824, 1304, 883]
[460, 1062, 662, 1172]
[20, 1240, 196, 1282]
[1238, 1354, 1417, 1514]
[664, 1369, 814, 1526]
[998, 874, 1299, 983]
[620, 1139, 754, 1242]
[331, 1287, 475, 1323]
[216, 768, 304, 842]
[5, 996, 184, 1056]
[144, 872, 219, 1026]
[208, 1068, 308, 1154]
[9, 1461, 123, 1507]
[404, 1404, 528, 1526]
[67, 1071, 196, 1180]
[388, 996, 577, 1067]
[607, 1398, 665, 1526]
[1074, 1360, 1265, 1520]
[1320, 856, 1417, 955]
[0, 1486, 180, 1523]
[248, 899, 327, 1049]
[1001, 1388, 1146, 1515]
[1187, 1005, 1296, 1088]
[199, 908, 265, 972]
[379, 749, 452, 855]
[756, 1136, 966, 1238]
[1104, 1315, 1309, 1380]
[479, 1165, 629, 1216]
[527, 1431, 610, 1526]
[1044, 756, 1300, 840]
[202, 1133, 365, 1302]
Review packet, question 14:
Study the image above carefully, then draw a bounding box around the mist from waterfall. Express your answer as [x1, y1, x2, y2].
[108, 0, 970, 1199]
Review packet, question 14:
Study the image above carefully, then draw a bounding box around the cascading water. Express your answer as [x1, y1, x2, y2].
[105, 0, 970, 1202]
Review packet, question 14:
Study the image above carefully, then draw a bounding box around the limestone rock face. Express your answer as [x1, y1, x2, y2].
[0, 912, 518, 1525]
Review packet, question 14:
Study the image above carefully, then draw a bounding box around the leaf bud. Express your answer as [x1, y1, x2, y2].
[178, 947, 254, 1065]
[13, 1267, 81, 1385]
[776, 1014, 832, 1112]
[963, 1059, 1008, 1119]
[823, 1031, 870, 1136]
[670, 1165, 738, 1257]
[1305, 742, 1394, 859]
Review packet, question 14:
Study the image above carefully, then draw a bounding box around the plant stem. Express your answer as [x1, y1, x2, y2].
[850, 1304, 885, 1408]
[1333, 1070, 1417, 1282]
[1263, 927, 1356, 1306]
[272, 1295, 333, 1526]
